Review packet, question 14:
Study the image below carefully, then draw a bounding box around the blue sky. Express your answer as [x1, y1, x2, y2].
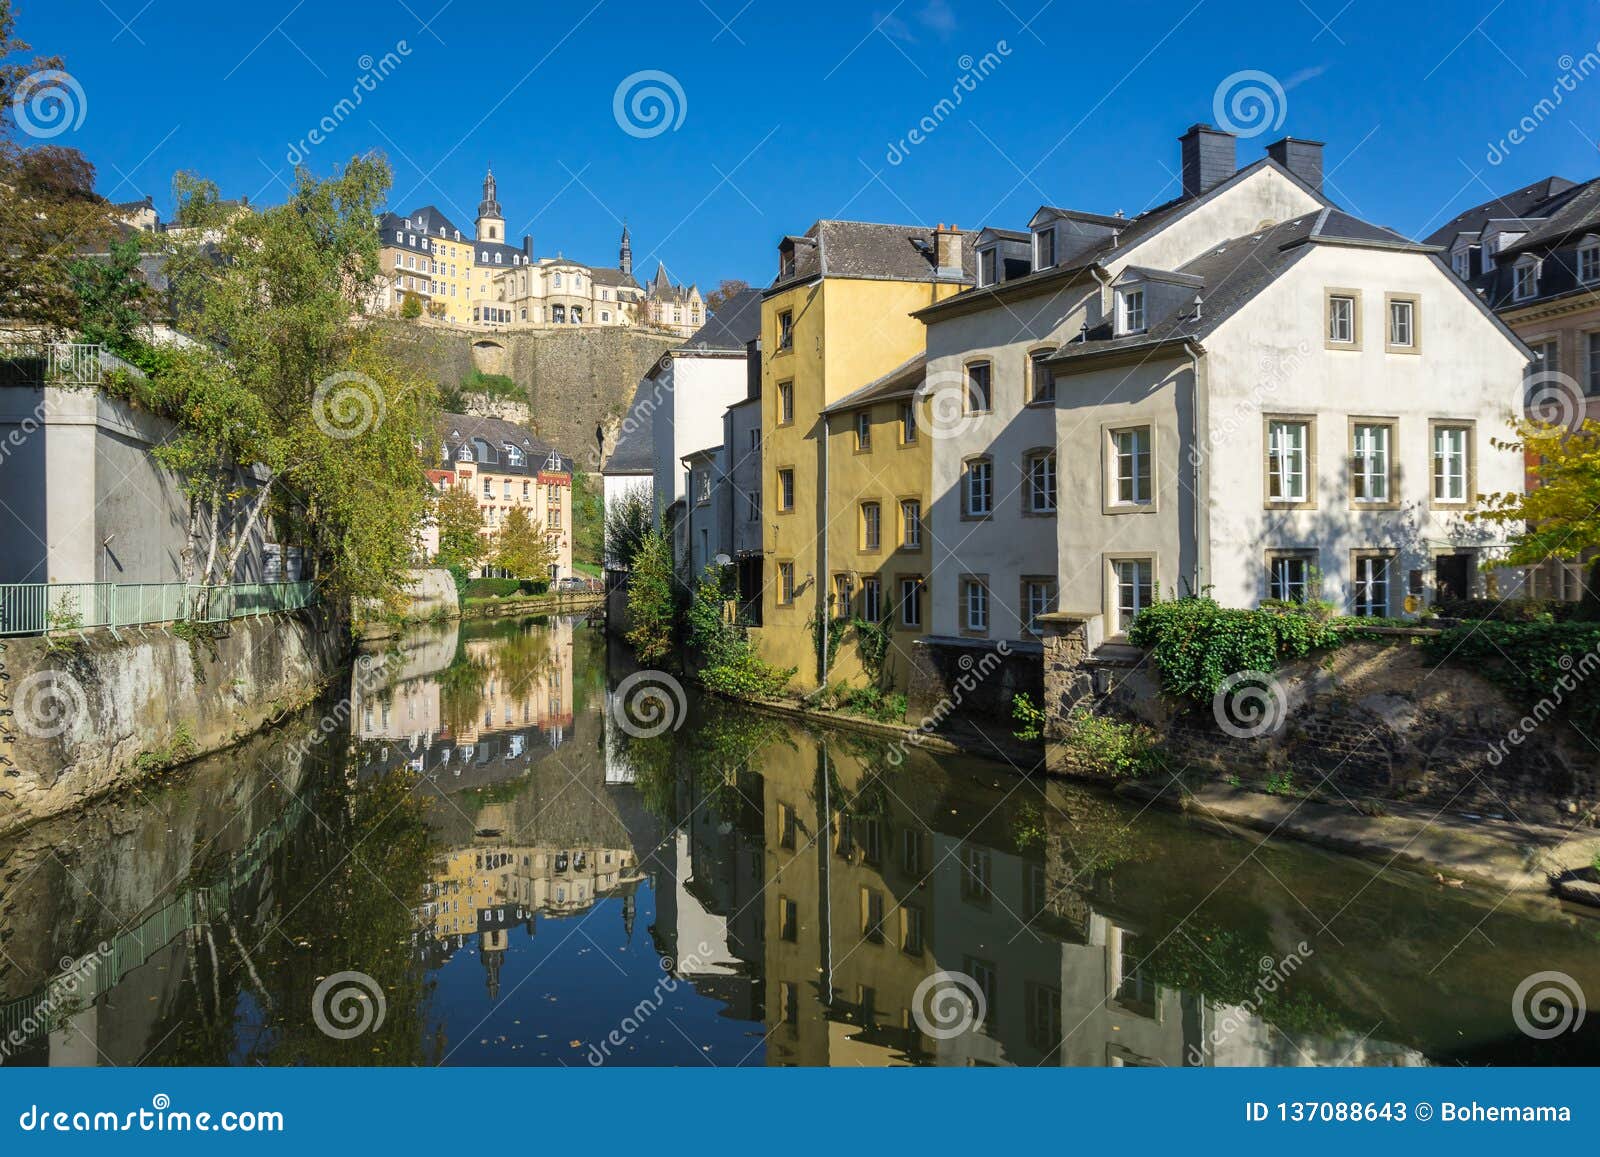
[20, 0, 1600, 290]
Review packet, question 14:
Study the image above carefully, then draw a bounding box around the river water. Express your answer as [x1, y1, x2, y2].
[2, 614, 1597, 1067]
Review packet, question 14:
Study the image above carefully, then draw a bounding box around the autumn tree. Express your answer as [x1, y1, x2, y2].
[703, 278, 749, 313]
[492, 506, 555, 580]
[433, 484, 485, 570]
[1475, 419, 1600, 608]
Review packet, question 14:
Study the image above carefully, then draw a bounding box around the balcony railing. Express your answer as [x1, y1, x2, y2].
[0, 341, 112, 387]
[0, 581, 320, 637]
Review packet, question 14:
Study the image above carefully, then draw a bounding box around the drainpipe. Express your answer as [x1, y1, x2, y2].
[1184, 340, 1209, 596]
[818, 410, 831, 685]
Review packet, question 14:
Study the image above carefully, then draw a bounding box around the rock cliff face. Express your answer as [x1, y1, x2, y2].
[372, 320, 681, 467]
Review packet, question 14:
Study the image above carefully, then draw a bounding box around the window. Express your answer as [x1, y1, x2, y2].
[899, 576, 923, 628]
[1352, 422, 1391, 504]
[1352, 555, 1391, 617]
[1113, 558, 1153, 633]
[899, 499, 921, 548]
[1588, 333, 1600, 396]
[1387, 296, 1416, 350]
[963, 957, 997, 1028]
[965, 362, 992, 414]
[860, 501, 881, 550]
[502, 479, 511, 500]
[1034, 227, 1055, 270]
[777, 310, 794, 350]
[1581, 239, 1600, 284]
[901, 906, 925, 956]
[855, 410, 871, 450]
[1026, 451, 1057, 513]
[778, 562, 796, 604]
[1327, 293, 1357, 345]
[899, 401, 917, 443]
[833, 573, 852, 613]
[1029, 348, 1056, 404]
[777, 468, 795, 511]
[960, 847, 992, 904]
[1451, 249, 1470, 279]
[694, 468, 711, 505]
[482, 478, 492, 498]
[1432, 424, 1470, 503]
[861, 577, 882, 622]
[1026, 982, 1063, 1053]
[1268, 554, 1311, 603]
[778, 381, 794, 425]
[979, 248, 997, 287]
[1529, 338, 1558, 378]
[746, 488, 761, 521]
[779, 897, 798, 941]
[1112, 427, 1152, 506]
[962, 577, 989, 633]
[902, 829, 923, 875]
[1513, 259, 1539, 301]
[1023, 578, 1055, 634]
[1267, 419, 1310, 503]
[963, 458, 993, 517]
[860, 888, 885, 943]
[1120, 288, 1146, 334]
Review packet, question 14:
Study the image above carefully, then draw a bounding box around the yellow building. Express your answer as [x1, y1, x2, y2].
[755, 221, 972, 693]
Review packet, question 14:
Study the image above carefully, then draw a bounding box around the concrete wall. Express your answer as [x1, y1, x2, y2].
[0, 607, 346, 833]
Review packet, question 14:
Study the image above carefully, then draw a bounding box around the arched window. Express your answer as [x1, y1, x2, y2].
[551, 304, 566, 323]
[553, 273, 562, 288]
[571, 306, 583, 323]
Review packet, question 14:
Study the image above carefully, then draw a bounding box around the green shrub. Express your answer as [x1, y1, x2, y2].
[685, 565, 793, 696]
[1057, 708, 1163, 779]
[840, 684, 907, 722]
[1433, 597, 1582, 623]
[1127, 596, 1343, 702]
[1012, 692, 1047, 741]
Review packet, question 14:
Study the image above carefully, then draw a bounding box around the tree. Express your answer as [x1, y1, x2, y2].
[626, 529, 677, 667]
[492, 506, 555, 579]
[433, 484, 485, 570]
[603, 485, 653, 570]
[1475, 419, 1600, 606]
[400, 294, 423, 319]
[0, 2, 118, 338]
[704, 278, 749, 313]
[568, 465, 604, 571]
[68, 235, 154, 355]
[154, 155, 434, 602]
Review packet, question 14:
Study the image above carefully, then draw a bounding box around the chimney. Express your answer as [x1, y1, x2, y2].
[1179, 123, 1237, 198]
[934, 223, 965, 279]
[1265, 136, 1325, 194]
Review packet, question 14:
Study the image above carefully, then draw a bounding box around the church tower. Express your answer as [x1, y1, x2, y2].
[619, 223, 633, 277]
[475, 164, 505, 242]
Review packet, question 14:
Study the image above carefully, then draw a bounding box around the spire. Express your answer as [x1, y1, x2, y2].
[619, 221, 632, 277]
[479, 163, 501, 218]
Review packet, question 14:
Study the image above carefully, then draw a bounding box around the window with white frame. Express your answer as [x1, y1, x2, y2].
[1432, 425, 1470, 502]
[1267, 420, 1310, 502]
[1327, 294, 1356, 344]
[1513, 258, 1539, 301]
[1113, 559, 1153, 633]
[778, 381, 794, 424]
[1352, 555, 1391, 617]
[1352, 423, 1391, 503]
[1034, 227, 1055, 270]
[964, 458, 993, 517]
[1268, 555, 1311, 603]
[1113, 427, 1152, 506]
[1119, 287, 1146, 334]
[900, 498, 921, 548]
[1451, 248, 1470, 279]
[1026, 451, 1057, 513]
[861, 502, 881, 551]
[900, 401, 917, 443]
[1024, 578, 1055, 634]
[1388, 298, 1415, 348]
[962, 578, 989, 632]
[965, 362, 992, 414]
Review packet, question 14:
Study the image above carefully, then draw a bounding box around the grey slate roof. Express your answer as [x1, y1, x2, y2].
[1500, 178, 1600, 254]
[768, 220, 977, 291]
[601, 383, 656, 475]
[675, 288, 762, 352]
[438, 411, 571, 474]
[822, 352, 924, 414]
[1422, 176, 1577, 247]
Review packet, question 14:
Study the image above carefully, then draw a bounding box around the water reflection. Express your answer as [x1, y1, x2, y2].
[2, 614, 1598, 1067]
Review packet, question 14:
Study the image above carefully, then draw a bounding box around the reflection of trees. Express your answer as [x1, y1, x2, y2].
[436, 618, 558, 737]
[627, 699, 793, 822]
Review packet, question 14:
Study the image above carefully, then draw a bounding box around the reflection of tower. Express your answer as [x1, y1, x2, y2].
[480, 928, 508, 1000]
[622, 891, 635, 942]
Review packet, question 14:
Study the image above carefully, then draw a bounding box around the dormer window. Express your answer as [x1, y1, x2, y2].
[456, 444, 474, 462]
[1118, 287, 1146, 335]
[1033, 227, 1055, 270]
[1451, 248, 1470, 279]
[1579, 236, 1600, 284]
[978, 248, 997, 287]
[1513, 257, 1539, 301]
[780, 249, 796, 279]
[506, 444, 524, 466]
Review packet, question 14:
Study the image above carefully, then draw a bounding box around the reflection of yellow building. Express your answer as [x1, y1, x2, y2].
[421, 841, 640, 941]
[754, 222, 971, 691]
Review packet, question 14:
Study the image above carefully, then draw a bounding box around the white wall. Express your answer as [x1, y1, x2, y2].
[650, 351, 749, 520]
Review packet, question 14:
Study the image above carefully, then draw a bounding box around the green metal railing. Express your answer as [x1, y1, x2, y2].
[0, 580, 319, 636]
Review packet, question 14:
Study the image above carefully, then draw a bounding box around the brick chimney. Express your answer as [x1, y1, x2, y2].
[934, 223, 965, 279]
[1265, 136, 1325, 194]
[1179, 124, 1237, 198]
